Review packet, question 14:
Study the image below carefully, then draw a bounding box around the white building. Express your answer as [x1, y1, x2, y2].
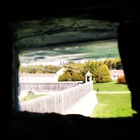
[110, 69, 124, 80]
[20, 73, 58, 83]
[20, 68, 66, 83]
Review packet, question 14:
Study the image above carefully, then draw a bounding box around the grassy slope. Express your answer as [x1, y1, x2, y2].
[90, 93, 137, 118]
[93, 80, 130, 92]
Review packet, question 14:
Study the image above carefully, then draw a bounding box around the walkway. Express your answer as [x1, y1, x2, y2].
[63, 90, 98, 117]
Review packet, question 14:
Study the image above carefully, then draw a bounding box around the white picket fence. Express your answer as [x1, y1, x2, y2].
[20, 81, 94, 114]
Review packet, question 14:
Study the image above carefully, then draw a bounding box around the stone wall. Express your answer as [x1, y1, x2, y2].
[20, 81, 94, 114]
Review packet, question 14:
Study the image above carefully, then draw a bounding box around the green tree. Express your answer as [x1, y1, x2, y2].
[71, 72, 84, 81]
[116, 58, 123, 69]
[83, 60, 99, 79]
[111, 58, 123, 69]
[95, 64, 111, 83]
[58, 68, 85, 81]
[104, 58, 114, 69]
[20, 66, 25, 73]
[58, 71, 72, 81]
[98, 60, 104, 67]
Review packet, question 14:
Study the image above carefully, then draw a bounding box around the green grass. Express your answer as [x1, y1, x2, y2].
[90, 93, 137, 118]
[93, 80, 130, 92]
[20, 94, 48, 102]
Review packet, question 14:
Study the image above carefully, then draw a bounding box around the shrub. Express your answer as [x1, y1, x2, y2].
[117, 76, 126, 84]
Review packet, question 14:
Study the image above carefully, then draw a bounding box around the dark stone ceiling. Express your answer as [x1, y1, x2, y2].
[8, 3, 140, 64]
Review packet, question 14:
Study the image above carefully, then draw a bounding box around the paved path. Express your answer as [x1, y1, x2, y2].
[63, 90, 98, 117]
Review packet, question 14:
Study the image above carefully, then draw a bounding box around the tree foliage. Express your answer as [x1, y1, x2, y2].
[95, 64, 111, 83]
[20, 65, 61, 73]
[58, 69, 84, 81]
[83, 60, 99, 79]
[20, 58, 123, 82]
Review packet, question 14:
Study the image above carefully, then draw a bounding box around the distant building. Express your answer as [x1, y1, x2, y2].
[110, 69, 124, 80]
[20, 68, 65, 83]
[20, 73, 58, 83]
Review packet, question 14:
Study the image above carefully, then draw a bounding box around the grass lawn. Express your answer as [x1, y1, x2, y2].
[93, 80, 130, 92]
[20, 94, 48, 102]
[90, 93, 137, 118]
